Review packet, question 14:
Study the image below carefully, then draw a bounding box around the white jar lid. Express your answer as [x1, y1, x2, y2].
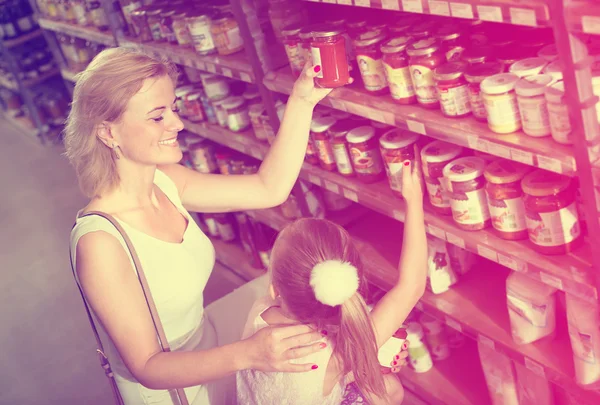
[543, 60, 563, 81]
[481, 73, 520, 95]
[421, 140, 463, 163]
[509, 57, 548, 78]
[443, 156, 486, 183]
[538, 44, 558, 62]
[544, 80, 565, 103]
[175, 85, 195, 97]
[379, 128, 419, 149]
[346, 126, 376, 143]
[515, 74, 554, 97]
[222, 96, 245, 110]
[310, 116, 337, 133]
[186, 92, 202, 101]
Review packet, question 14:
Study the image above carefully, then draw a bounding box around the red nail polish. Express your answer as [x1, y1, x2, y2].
[402, 343, 408, 350]
[321, 330, 328, 336]
[393, 361, 398, 366]
[319, 342, 327, 349]
[395, 355, 400, 360]
[404, 161, 410, 166]
[311, 365, 319, 370]
[314, 65, 321, 73]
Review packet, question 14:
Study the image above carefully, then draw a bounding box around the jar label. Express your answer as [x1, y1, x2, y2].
[547, 103, 573, 144]
[350, 146, 384, 176]
[410, 65, 438, 105]
[285, 43, 306, 74]
[218, 26, 243, 51]
[332, 143, 354, 175]
[426, 180, 450, 208]
[468, 85, 487, 120]
[382, 154, 406, 193]
[228, 111, 251, 132]
[383, 63, 415, 100]
[190, 21, 215, 52]
[518, 98, 551, 135]
[438, 84, 471, 117]
[311, 47, 323, 78]
[313, 138, 335, 165]
[488, 196, 527, 232]
[483, 93, 521, 129]
[173, 20, 192, 45]
[449, 188, 490, 225]
[525, 202, 580, 247]
[356, 55, 388, 92]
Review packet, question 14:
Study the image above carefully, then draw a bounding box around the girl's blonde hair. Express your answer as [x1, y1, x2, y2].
[270, 218, 386, 401]
[63, 47, 178, 198]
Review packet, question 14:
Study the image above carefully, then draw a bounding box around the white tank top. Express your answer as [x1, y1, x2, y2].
[70, 169, 215, 385]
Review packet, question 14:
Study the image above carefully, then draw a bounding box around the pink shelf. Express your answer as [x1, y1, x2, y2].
[566, 1, 600, 35]
[38, 18, 116, 46]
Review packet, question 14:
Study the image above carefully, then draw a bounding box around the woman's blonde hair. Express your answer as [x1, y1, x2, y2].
[270, 218, 386, 401]
[63, 47, 178, 198]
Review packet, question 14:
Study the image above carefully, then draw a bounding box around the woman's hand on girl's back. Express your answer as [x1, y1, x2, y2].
[244, 324, 326, 372]
[401, 157, 424, 207]
[290, 61, 353, 108]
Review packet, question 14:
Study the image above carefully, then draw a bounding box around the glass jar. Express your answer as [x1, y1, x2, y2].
[311, 26, 350, 89]
[379, 128, 419, 197]
[188, 13, 216, 55]
[443, 157, 491, 231]
[171, 9, 192, 47]
[59, 0, 76, 23]
[465, 62, 504, 122]
[200, 92, 218, 125]
[515, 74, 553, 137]
[281, 24, 305, 78]
[189, 140, 218, 173]
[406, 23, 433, 40]
[407, 38, 444, 109]
[72, 0, 89, 26]
[381, 36, 416, 104]
[346, 126, 385, 183]
[203, 213, 220, 238]
[543, 60, 563, 82]
[211, 13, 244, 56]
[346, 20, 368, 39]
[509, 57, 549, 78]
[545, 81, 573, 145]
[305, 137, 320, 165]
[88, 1, 109, 31]
[421, 141, 463, 215]
[223, 96, 250, 132]
[175, 85, 194, 117]
[201, 74, 229, 100]
[145, 7, 164, 41]
[388, 17, 414, 36]
[299, 26, 313, 69]
[435, 25, 466, 62]
[215, 150, 233, 174]
[484, 160, 531, 240]
[184, 91, 205, 122]
[329, 120, 356, 177]
[213, 96, 230, 127]
[268, 0, 308, 43]
[461, 47, 492, 66]
[310, 116, 338, 171]
[521, 170, 582, 255]
[434, 61, 471, 118]
[119, 0, 141, 33]
[481, 73, 522, 134]
[159, 9, 177, 44]
[130, 7, 153, 42]
[354, 31, 388, 95]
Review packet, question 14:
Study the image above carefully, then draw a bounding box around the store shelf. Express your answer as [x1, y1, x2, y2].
[211, 237, 266, 282]
[117, 37, 255, 83]
[181, 119, 597, 303]
[60, 68, 78, 83]
[2, 111, 39, 140]
[566, 1, 600, 35]
[3, 29, 43, 49]
[0, 68, 60, 91]
[264, 67, 578, 176]
[38, 18, 116, 46]
[303, 0, 550, 26]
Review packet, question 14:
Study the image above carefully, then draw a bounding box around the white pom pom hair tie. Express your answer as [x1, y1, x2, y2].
[310, 260, 359, 307]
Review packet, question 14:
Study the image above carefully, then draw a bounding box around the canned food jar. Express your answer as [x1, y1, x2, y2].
[543, 60, 563, 82]
[159, 9, 177, 44]
[544, 81, 573, 145]
[484, 160, 531, 240]
[146, 7, 164, 41]
[346, 126, 385, 183]
[381, 36, 416, 104]
[407, 38, 444, 109]
[481, 73, 522, 134]
[73, 0, 89, 26]
[223, 96, 250, 132]
[311, 26, 350, 89]
[465, 62, 504, 122]
[215, 150, 234, 174]
[281, 24, 306, 78]
[521, 170, 582, 255]
[435, 25, 466, 62]
[388, 17, 415, 36]
[130, 8, 153, 42]
[421, 141, 463, 215]
[406, 22, 433, 40]
[188, 13, 216, 55]
[201, 74, 230, 100]
[509, 57, 549, 78]
[189, 140, 218, 173]
[354, 31, 389, 95]
[329, 120, 357, 176]
[310, 116, 338, 171]
[346, 20, 369, 39]
[461, 47, 492, 66]
[211, 13, 244, 56]
[443, 157, 491, 231]
[88, 1, 109, 31]
[515, 74, 554, 137]
[184, 91, 205, 122]
[379, 128, 420, 197]
[434, 61, 471, 118]
[248, 103, 266, 138]
[171, 10, 192, 47]
[175, 85, 195, 117]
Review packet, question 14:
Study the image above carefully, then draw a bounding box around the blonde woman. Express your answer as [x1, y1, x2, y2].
[66, 47, 343, 405]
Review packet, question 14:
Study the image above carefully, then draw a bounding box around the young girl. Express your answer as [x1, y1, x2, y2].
[237, 160, 427, 404]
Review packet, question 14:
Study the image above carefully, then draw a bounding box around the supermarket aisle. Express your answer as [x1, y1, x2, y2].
[0, 119, 245, 405]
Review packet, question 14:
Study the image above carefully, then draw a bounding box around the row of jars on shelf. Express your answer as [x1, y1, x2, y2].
[0, 37, 56, 83]
[56, 34, 105, 72]
[36, 0, 111, 30]
[1, 83, 70, 127]
[0, 0, 38, 41]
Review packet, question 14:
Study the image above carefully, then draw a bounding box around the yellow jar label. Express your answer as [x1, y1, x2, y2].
[357, 55, 388, 92]
[383, 62, 415, 100]
[410, 65, 437, 105]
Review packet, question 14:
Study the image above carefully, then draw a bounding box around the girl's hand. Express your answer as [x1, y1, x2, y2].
[290, 60, 353, 108]
[244, 324, 327, 372]
[390, 340, 410, 374]
[401, 157, 424, 207]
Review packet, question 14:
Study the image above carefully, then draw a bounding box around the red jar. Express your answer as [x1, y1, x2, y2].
[465, 62, 504, 122]
[329, 120, 356, 177]
[310, 116, 338, 171]
[354, 31, 388, 95]
[282, 23, 305, 78]
[183, 91, 206, 122]
[434, 61, 471, 118]
[305, 139, 320, 165]
[381, 36, 416, 104]
[311, 26, 350, 89]
[435, 25, 466, 62]
[346, 126, 385, 183]
[407, 38, 444, 109]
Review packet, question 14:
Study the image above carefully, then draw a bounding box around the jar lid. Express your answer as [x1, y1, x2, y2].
[330, 18, 346, 27]
[346, 126, 376, 143]
[480, 73, 520, 95]
[175, 85, 195, 97]
[521, 170, 572, 196]
[380, 36, 412, 54]
[515, 74, 554, 97]
[544, 80, 565, 103]
[407, 23, 432, 38]
[389, 21, 413, 34]
[312, 24, 344, 38]
[347, 20, 368, 29]
[222, 96, 245, 109]
[406, 38, 439, 57]
[538, 44, 558, 62]
[443, 157, 486, 182]
[147, 8, 163, 16]
[464, 62, 504, 83]
[380, 128, 419, 149]
[328, 120, 357, 137]
[354, 31, 387, 47]
[436, 25, 462, 41]
[484, 159, 531, 184]
[281, 23, 303, 37]
[462, 47, 492, 64]
[406, 322, 424, 341]
[299, 25, 316, 39]
[509, 57, 549, 78]
[421, 140, 463, 163]
[543, 60, 563, 81]
[186, 91, 202, 101]
[434, 61, 468, 81]
[310, 116, 337, 133]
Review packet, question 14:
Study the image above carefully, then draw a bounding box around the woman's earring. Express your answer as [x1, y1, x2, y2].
[112, 143, 120, 160]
